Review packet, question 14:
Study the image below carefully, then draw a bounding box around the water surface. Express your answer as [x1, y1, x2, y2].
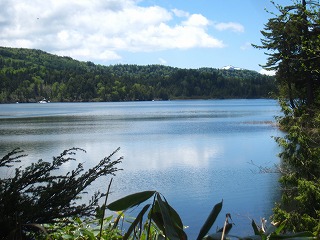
[0, 99, 282, 238]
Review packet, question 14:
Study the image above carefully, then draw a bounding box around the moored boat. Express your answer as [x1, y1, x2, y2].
[38, 99, 49, 103]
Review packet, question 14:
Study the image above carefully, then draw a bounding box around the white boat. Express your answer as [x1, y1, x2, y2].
[38, 99, 49, 103]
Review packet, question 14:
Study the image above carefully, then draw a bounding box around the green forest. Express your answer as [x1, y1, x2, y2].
[0, 46, 276, 103]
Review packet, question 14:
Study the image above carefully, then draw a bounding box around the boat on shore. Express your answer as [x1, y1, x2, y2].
[38, 99, 50, 103]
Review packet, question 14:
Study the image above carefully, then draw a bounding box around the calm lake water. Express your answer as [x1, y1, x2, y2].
[0, 99, 282, 238]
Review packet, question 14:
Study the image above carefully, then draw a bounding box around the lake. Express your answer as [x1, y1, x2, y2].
[0, 99, 282, 238]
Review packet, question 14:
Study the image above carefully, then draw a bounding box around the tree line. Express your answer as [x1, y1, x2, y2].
[0, 46, 277, 103]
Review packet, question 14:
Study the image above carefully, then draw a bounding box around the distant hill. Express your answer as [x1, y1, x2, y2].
[0, 46, 277, 103]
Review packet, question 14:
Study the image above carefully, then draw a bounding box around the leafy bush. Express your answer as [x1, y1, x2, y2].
[273, 108, 320, 234]
[0, 147, 122, 239]
[45, 216, 122, 240]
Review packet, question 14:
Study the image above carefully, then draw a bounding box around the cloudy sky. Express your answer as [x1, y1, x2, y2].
[0, 0, 293, 74]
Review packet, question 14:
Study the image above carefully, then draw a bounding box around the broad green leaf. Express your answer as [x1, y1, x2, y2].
[165, 200, 184, 230]
[123, 204, 150, 240]
[107, 190, 156, 211]
[150, 202, 166, 233]
[196, 200, 223, 240]
[161, 196, 187, 240]
[157, 193, 180, 240]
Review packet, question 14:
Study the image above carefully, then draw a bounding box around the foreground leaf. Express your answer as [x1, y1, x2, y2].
[123, 204, 150, 240]
[157, 193, 181, 240]
[196, 200, 223, 240]
[107, 191, 156, 211]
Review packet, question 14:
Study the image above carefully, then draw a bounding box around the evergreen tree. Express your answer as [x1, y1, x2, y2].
[255, 0, 320, 233]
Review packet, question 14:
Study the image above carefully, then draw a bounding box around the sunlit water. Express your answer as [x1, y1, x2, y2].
[0, 99, 282, 238]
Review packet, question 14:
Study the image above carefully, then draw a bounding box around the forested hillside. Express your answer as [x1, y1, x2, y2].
[0, 46, 277, 103]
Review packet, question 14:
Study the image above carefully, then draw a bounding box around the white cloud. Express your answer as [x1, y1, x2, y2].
[214, 22, 245, 32]
[259, 69, 276, 76]
[53, 48, 122, 62]
[0, 0, 226, 63]
[182, 14, 209, 27]
[171, 8, 190, 18]
[240, 42, 252, 50]
[158, 58, 167, 65]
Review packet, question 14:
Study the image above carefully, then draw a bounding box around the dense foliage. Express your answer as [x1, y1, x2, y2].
[255, 0, 320, 234]
[0, 148, 122, 239]
[0, 46, 276, 103]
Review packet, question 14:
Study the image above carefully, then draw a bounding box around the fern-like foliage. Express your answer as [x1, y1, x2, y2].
[0, 147, 122, 239]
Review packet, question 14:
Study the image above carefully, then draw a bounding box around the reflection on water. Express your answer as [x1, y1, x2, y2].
[0, 99, 282, 238]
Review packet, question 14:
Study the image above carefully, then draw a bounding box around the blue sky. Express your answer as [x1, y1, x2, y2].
[0, 0, 294, 74]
